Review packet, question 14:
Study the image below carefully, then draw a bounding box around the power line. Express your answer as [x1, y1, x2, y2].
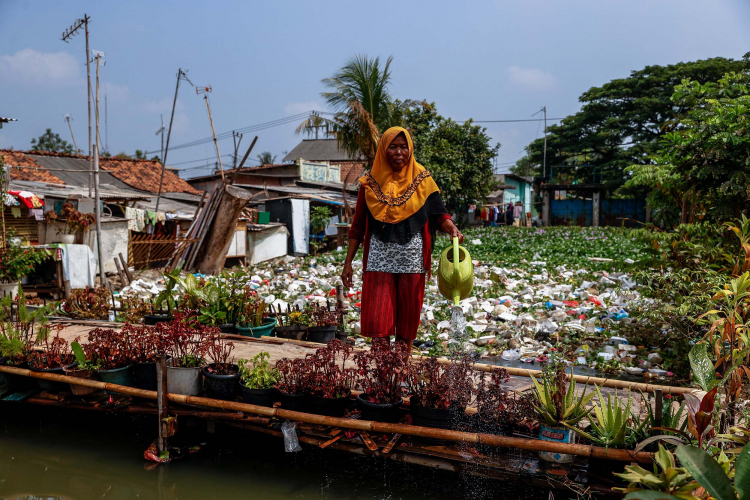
[458, 118, 564, 123]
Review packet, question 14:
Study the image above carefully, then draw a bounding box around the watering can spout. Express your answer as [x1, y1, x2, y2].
[437, 236, 474, 306]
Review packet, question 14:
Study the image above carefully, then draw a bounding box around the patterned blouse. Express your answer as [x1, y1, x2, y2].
[366, 231, 424, 274]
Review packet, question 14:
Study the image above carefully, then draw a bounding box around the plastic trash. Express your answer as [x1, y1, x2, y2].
[501, 349, 521, 361]
[281, 420, 303, 453]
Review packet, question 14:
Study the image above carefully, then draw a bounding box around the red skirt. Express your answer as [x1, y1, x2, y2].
[360, 271, 425, 341]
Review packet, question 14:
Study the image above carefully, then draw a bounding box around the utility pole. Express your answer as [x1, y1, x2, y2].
[532, 106, 548, 180]
[155, 115, 166, 164]
[61, 14, 92, 196]
[196, 86, 224, 179]
[232, 131, 243, 169]
[93, 50, 107, 286]
[65, 115, 79, 153]
[156, 68, 192, 213]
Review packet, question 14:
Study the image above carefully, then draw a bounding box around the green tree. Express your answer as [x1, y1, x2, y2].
[297, 55, 428, 166]
[624, 71, 750, 224]
[523, 57, 749, 187]
[511, 153, 538, 177]
[404, 105, 500, 226]
[256, 151, 277, 165]
[30, 129, 75, 154]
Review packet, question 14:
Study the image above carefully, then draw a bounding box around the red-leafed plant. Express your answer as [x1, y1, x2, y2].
[155, 311, 214, 368]
[123, 323, 164, 364]
[81, 327, 136, 370]
[306, 339, 355, 398]
[354, 341, 410, 405]
[205, 333, 236, 375]
[475, 367, 535, 434]
[275, 356, 309, 396]
[28, 330, 74, 369]
[307, 303, 340, 327]
[408, 356, 476, 411]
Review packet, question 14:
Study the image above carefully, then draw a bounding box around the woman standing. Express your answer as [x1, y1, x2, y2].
[341, 127, 463, 352]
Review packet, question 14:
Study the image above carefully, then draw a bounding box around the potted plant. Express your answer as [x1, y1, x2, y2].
[354, 341, 410, 423]
[307, 303, 340, 344]
[118, 296, 153, 324]
[273, 306, 309, 340]
[60, 287, 111, 320]
[160, 312, 212, 396]
[201, 333, 239, 400]
[0, 245, 51, 299]
[275, 356, 309, 412]
[144, 268, 180, 325]
[529, 358, 594, 463]
[129, 323, 167, 391]
[407, 356, 475, 444]
[81, 327, 136, 393]
[66, 340, 101, 396]
[47, 202, 95, 244]
[197, 281, 230, 331]
[0, 292, 52, 392]
[28, 329, 77, 392]
[306, 339, 355, 417]
[238, 352, 279, 407]
[236, 289, 275, 338]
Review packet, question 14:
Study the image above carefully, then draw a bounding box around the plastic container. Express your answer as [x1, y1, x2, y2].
[241, 385, 276, 407]
[236, 318, 277, 338]
[538, 424, 575, 463]
[308, 325, 336, 344]
[308, 393, 352, 417]
[201, 363, 240, 401]
[133, 362, 158, 391]
[0, 359, 38, 393]
[63, 367, 99, 396]
[143, 314, 171, 326]
[29, 362, 77, 392]
[356, 394, 403, 423]
[257, 211, 270, 224]
[274, 325, 307, 340]
[219, 324, 236, 334]
[167, 365, 203, 396]
[278, 391, 308, 412]
[410, 402, 457, 445]
[98, 365, 134, 395]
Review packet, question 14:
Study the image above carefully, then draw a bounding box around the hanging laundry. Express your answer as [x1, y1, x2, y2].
[7, 190, 38, 209]
[29, 208, 43, 221]
[134, 209, 146, 232]
[3, 193, 19, 207]
[156, 212, 166, 223]
[11, 207, 21, 218]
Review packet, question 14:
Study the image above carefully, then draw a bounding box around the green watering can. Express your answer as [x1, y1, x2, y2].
[437, 237, 474, 306]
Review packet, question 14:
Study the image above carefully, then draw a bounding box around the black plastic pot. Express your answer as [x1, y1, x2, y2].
[308, 325, 336, 344]
[0, 358, 38, 393]
[335, 331, 349, 342]
[240, 385, 276, 407]
[202, 363, 239, 400]
[219, 324, 236, 334]
[29, 361, 77, 392]
[308, 392, 352, 417]
[274, 325, 307, 340]
[143, 314, 171, 326]
[278, 390, 308, 412]
[133, 362, 157, 391]
[356, 394, 403, 423]
[410, 401, 458, 445]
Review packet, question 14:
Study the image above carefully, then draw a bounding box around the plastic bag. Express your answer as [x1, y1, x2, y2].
[281, 420, 303, 453]
[501, 348, 521, 361]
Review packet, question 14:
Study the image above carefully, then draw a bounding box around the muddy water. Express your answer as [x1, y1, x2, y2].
[0, 406, 550, 500]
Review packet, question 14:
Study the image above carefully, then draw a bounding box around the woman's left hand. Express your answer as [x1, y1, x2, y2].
[441, 219, 464, 244]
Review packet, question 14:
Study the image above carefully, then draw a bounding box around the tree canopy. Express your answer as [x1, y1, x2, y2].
[30, 129, 75, 154]
[257, 151, 277, 165]
[624, 71, 750, 224]
[404, 104, 500, 225]
[522, 57, 750, 187]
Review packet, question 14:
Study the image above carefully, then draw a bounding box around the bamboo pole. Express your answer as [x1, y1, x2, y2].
[0, 365, 653, 463]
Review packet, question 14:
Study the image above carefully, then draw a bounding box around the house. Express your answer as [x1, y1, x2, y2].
[498, 174, 536, 218]
[282, 138, 366, 184]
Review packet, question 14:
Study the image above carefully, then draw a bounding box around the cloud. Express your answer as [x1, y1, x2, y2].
[0, 48, 83, 86]
[103, 82, 129, 102]
[141, 98, 189, 136]
[507, 65, 558, 91]
[285, 100, 323, 116]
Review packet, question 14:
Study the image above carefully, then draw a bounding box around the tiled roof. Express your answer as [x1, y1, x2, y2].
[0, 150, 65, 184]
[282, 139, 362, 162]
[0, 150, 200, 195]
[100, 157, 201, 195]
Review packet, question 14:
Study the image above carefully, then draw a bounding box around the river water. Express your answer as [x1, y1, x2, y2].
[1, 406, 551, 500]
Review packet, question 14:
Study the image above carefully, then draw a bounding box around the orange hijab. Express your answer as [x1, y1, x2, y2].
[358, 127, 439, 224]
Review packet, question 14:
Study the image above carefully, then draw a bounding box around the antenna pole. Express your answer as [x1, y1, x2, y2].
[155, 69, 186, 213]
[65, 115, 79, 153]
[105, 83, 108, 154]
[93, 51, 107, 286]
[543, 106, 547, 180]
[202, 93, 224, 179]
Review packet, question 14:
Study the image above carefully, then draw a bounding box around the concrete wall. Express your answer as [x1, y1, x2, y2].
[39, 218, 129, 274]
[502, 177, 533, 216]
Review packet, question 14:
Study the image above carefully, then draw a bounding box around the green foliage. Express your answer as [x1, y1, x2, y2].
[529, 360, 594, 427]
[310, 206, 332, 234]
[30, 128, 75, 153]
[625, 71, 750, 224]
[675, 444, 739, 500]
[567, 387, 646, 449]
[0, 244, 52, 283]
[404, 104, 499, 225]
[70, 341, 101, 370]
[256, 151, 277, 165]
[0, 290, 53, 363]
[238, 352, 279, 390]
[154, 266, 181, 314]
[616, 444, 700, 499]
[523, 57, 749, 190]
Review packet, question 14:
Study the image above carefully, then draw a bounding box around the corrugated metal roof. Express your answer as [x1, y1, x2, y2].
[282, 139, 361, 162]
[28, 154, 134, 190]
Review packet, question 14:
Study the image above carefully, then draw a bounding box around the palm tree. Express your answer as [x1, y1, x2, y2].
[256, 151, 277, 165]
[297, 55, 401, 167]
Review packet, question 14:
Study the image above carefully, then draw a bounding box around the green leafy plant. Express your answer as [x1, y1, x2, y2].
[674, 443, 750, 500]
[237, 288, 267, 328]
[309, 205, 332, 255]
[154, 266, 181, 315]
[529, 360, 594, 427]
[567, 387, 645, 449]
[0, 291, 54, 364]
[0, 245, 52, 284]
[615, 444, 700, 500]
[70, 341, 102, 371]
[238, 352, 279, 390]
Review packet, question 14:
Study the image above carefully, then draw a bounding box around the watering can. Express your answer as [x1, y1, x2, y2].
[437, 237, 474, 306]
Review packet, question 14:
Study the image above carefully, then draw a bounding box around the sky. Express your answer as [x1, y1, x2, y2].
[0, 0, 748, 178]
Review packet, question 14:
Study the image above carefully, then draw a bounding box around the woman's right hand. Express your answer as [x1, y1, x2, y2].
[341, 261, 354, 290]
